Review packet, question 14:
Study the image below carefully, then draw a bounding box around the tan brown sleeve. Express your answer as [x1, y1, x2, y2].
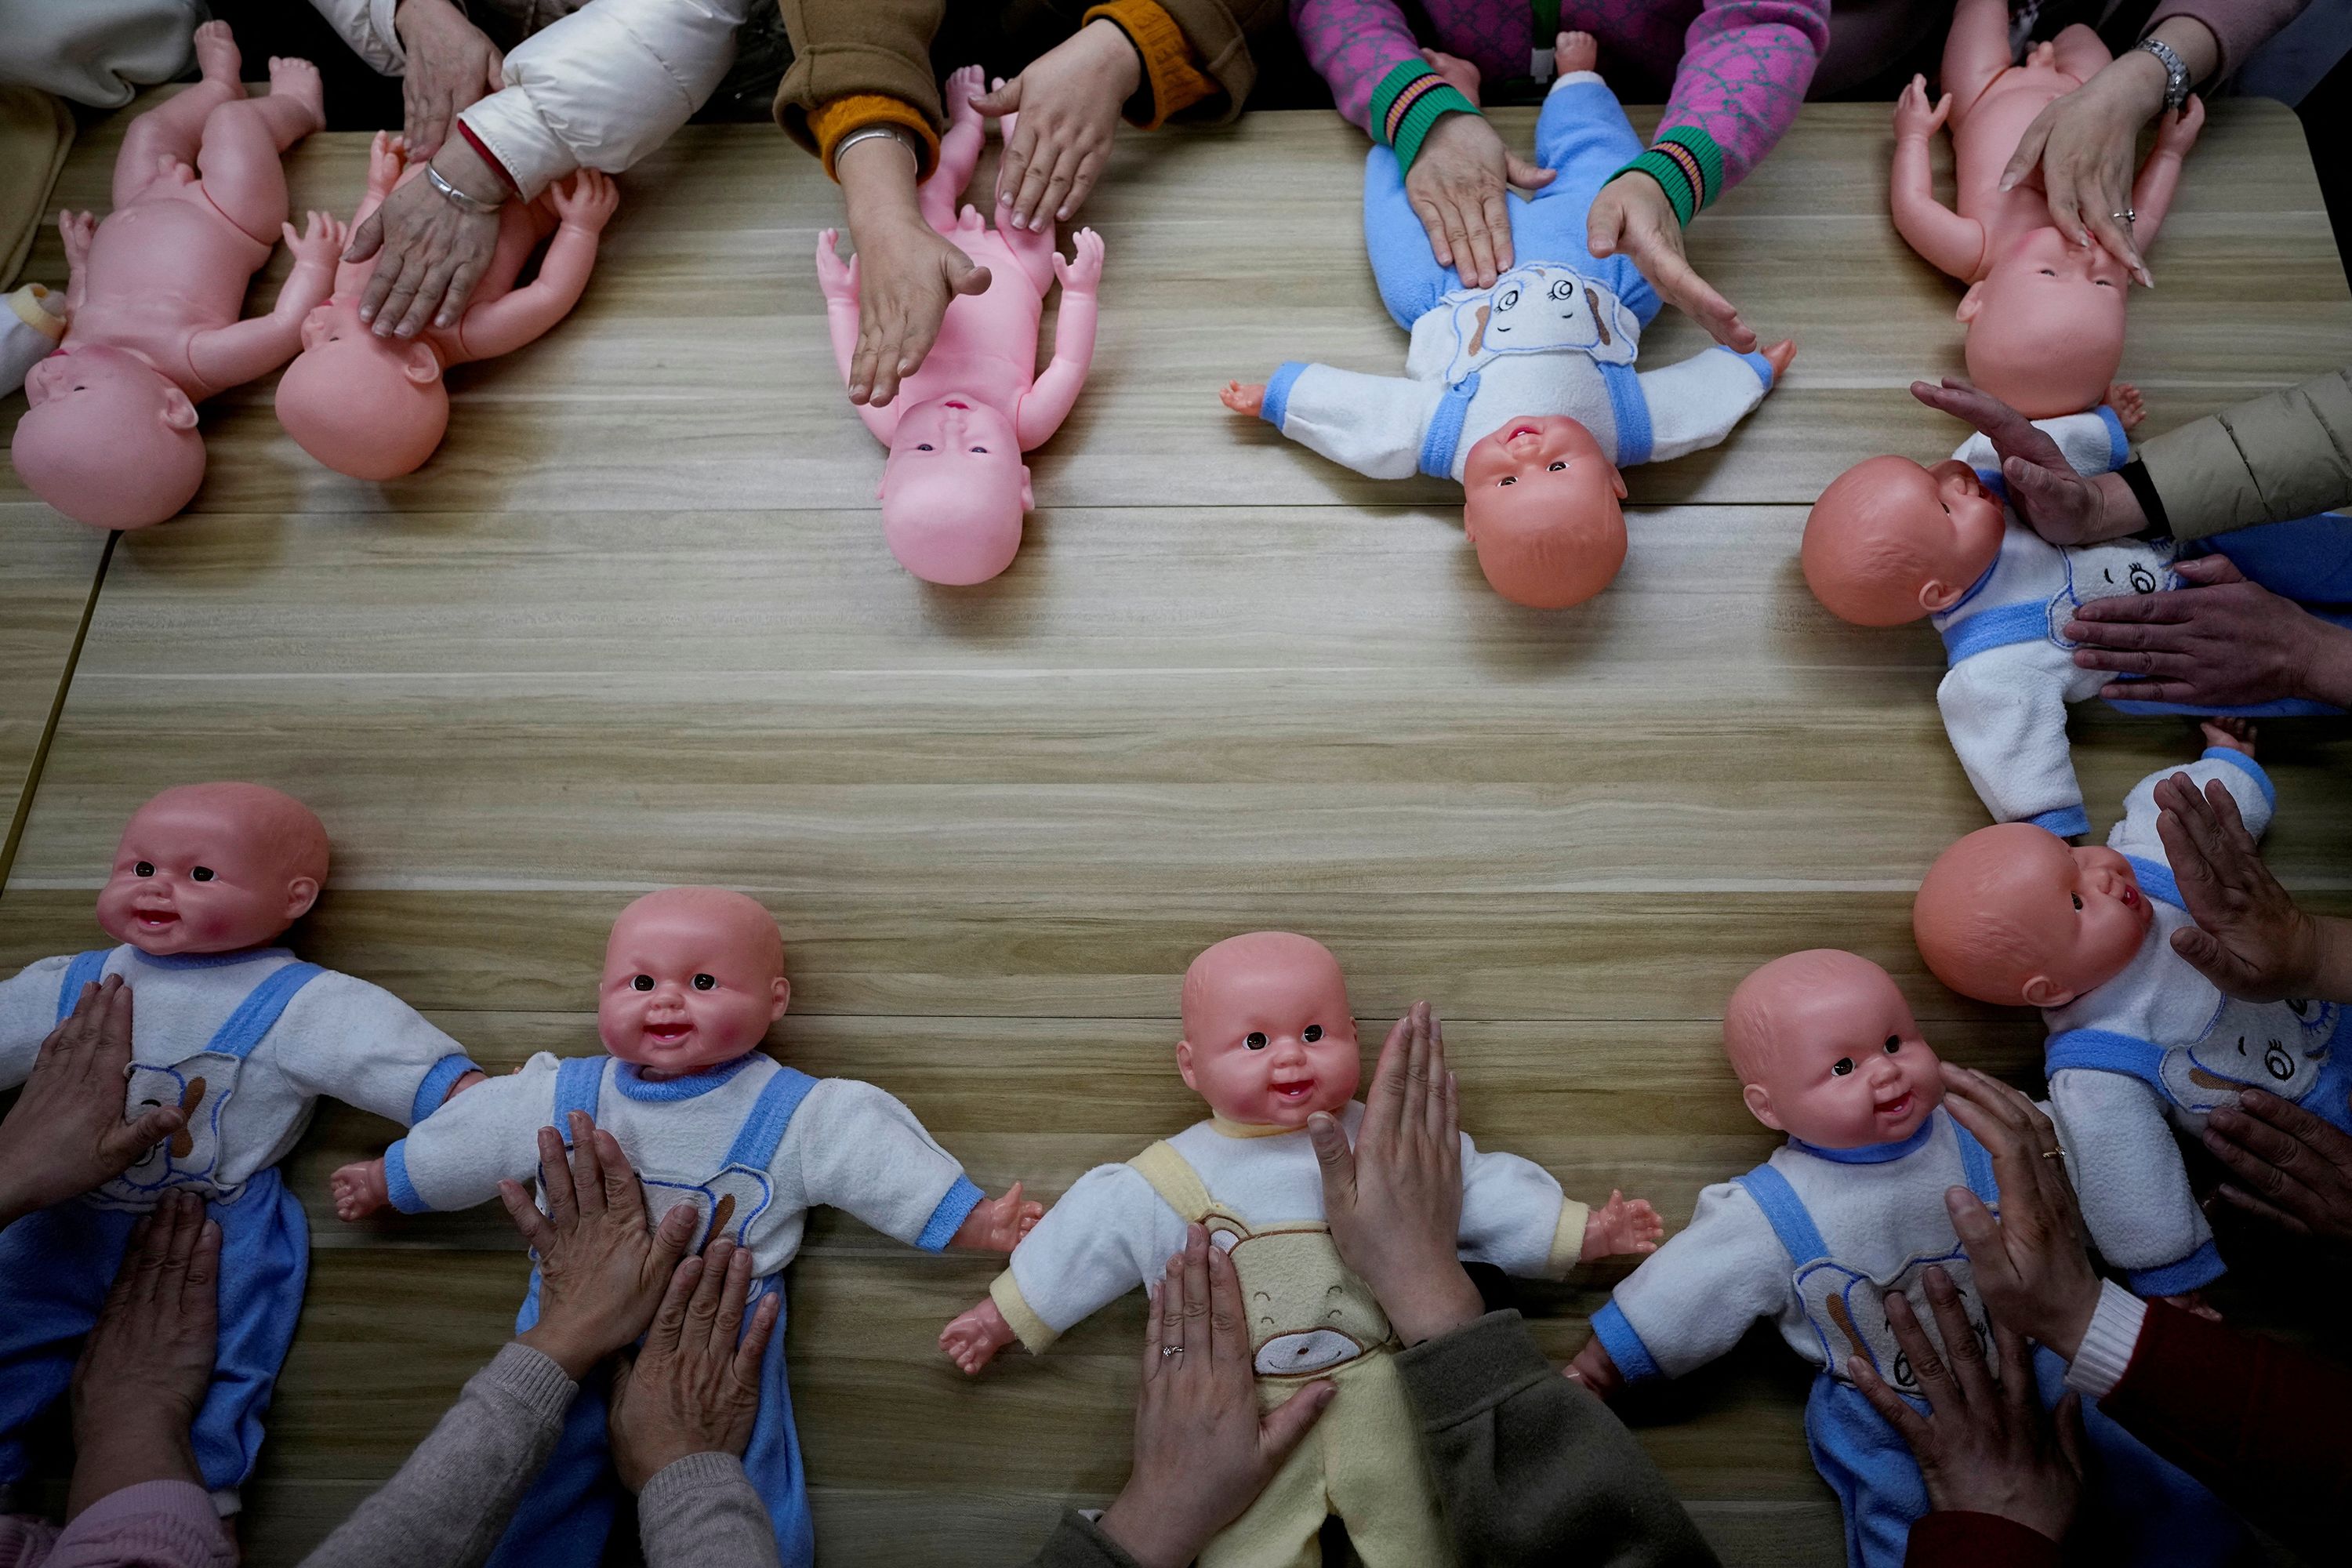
[772, 0, 948, 172]
[2139, 367, 2352, 542]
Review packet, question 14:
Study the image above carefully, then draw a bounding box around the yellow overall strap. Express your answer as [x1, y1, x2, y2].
[1127, 1140, 1215, 1225]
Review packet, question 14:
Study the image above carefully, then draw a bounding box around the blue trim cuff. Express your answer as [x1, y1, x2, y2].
[2026, 804, 2092, 838]
[2096, 404, 2130, 471]
[2125, 1239, 2224, 1297]
[2201, 748, 2276, 808]
[916, 1174, 985, 1252]
[383, 1140, 430, 1214]
[1261, 361, 1308, 430]
[1588, 1299, 1664, 1384]
[1733, 347, 1776, 390]
[411, 1054, 481, 1125]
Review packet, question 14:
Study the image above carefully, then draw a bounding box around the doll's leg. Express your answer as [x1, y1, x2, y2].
[2049, 24, 2114, 82]
[1802, 1375, 1929, 1568]
[1197, 1407, 1327, 1568]
[114, 20, 245, 209]
[2031, 1348, 2243, 1566]
[922, 64, 990, 233]
[1363, 145, 1461, 332]
[739, 1280, 818, 1566]
[482, 1276, 622, 1568]
[1322, 1356, 1450, 1567]
[1940, 0, 2016, 122]
[2205, 511, 2352, 604]
[194, 57, 327, 245]
[1528, 73, 1644, 217]
[0, 1202, 139, 1490]
[187, 1173, 309, 1508]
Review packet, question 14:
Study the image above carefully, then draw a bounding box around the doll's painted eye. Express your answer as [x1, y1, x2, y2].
[1548, 461, 1566, 471]
[692, 973, 717, 990]
[2072, 894, 2084, 910]
[969, 445, 989, 454]
[1549, 278, 1574, 300]
[1497, 289, 1520, 310]
[134, 861, 154, 877]
[2096, 278, 2115, 289]
[1303, 1025, 1323, 1042]
[2039, 267, 2057, 277]
[1245, 1031, 1268, 1050]
[1831, 1058, 1854, 1076]
[916, 443, 935, 451]
[191, 866, 215, 882]
[1497, 476, 1516, 487]
[632, 975, 655, 991]
[1884, 1035, 1900, 1053]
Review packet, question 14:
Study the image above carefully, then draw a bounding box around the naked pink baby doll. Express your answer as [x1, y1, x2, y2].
[274, 132, 617, 481]
[815, 65, 1102, 586]
[938, 931, 1661, 1567]
[1893, 0, 2202, 417]
[11, 22, 339, 528]
[328, 887, 1041, 1567]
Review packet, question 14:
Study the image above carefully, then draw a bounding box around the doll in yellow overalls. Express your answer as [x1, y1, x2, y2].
[939, 931, 1664, 1567]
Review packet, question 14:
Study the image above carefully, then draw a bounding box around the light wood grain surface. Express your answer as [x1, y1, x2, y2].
[2, 93, 2350, 1567]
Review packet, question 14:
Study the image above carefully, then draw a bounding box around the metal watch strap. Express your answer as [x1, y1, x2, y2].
[2132, 35, 2191, 112]
[426, 164, 502, 216]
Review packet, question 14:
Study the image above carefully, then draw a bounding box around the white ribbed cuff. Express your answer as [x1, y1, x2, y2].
[2063, 1279, 2149, 1400]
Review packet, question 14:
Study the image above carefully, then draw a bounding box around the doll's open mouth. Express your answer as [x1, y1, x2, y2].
[1271, 1079, 1315, 1102]
[1875, 1092, 1914, 1119]
[1504, 423, 1541, 445]
[134, 909, 179, 928]
[2119, 886, 2139, 907]
[645, 1022, 691, 1044]
[944, 399, 970, 410]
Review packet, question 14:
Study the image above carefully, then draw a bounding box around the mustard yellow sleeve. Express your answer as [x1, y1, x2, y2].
[1084, 0, 1220, 129]
[990, 1269, 1061, 1354]
[1545, 1197, 1592, 1279]
[806, 94, 941, 182]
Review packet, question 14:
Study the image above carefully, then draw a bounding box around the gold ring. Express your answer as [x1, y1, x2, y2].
[1162, 1345, 1184, 1358]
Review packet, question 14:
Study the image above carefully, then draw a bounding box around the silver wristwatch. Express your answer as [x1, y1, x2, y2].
[2132, 35, 2192, 113]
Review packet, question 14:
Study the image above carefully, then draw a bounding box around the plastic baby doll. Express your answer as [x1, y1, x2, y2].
[815, 65, 1103, 586]
[9, 22, 341, 529]
[1915, 724, 2347, 1305]
[1220, 34, 1794, 610]
[939, 931, 1662, 1567]
[329, 887, 1041, 1567]
[0, 782, 484, 1515]
[1568, 949, 2240, 1568]
[1891, 0, 2203, 418]
[274, 132, 619, 481]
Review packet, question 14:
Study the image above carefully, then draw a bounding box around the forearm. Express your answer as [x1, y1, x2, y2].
[455, 224, 598, 361]
[1018, 295, 1099, 448]
[1890, 140, 1982, 281]
[1287, 0, 1419, 133]
[1657, 0, 1830, 191]
[188, 262, 334, 389]
[2140, 10, 2232, 82]
[636, 1454, 783, 1568]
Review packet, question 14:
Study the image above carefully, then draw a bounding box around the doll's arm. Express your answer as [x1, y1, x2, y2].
[1635, 342, 1791, 465]
[2112, 744, 2274, 862]
[274, 972, 485, 1127]
[816, 230, 899, 445]
[58, 211, 96, 320]
[0, 956, 83, 1087]
[187, 212, 345, 390]
[1246, 361, 1442, 481]
[330, 1054, 560, 1220]
[2127, 97, 2206, 249]
[1889, 78, 1986, 281]
[1015, 229, 1103, 450]
[1582, 1181, 1791, 1387]
[2047, 1069, 2221, 1294]
[1936, 643, 2096, 836]
[1955, 407, 2129, 480]
[1455, 1138, 1660, 1277]
[452, 172, 617, 363]
[789, 1078, 1040, 1252]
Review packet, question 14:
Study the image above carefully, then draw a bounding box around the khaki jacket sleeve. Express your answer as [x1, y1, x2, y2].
[2137, 367, 2352, 541]
[772, 0, 947, 170]
[1140, 0, 1284, 124]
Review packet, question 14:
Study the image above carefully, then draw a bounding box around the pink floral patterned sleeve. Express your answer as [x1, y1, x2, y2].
[1650, 0, 1831, 194]
[1289, 0, 1425, 134]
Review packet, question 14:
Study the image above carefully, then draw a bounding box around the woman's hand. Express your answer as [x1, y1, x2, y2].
[346, 139, 508, 338]
[1933, 1065, 2103, 1361]
[392, 0, 506, 160]
[2204, 1089, 2352, 1246]
[2065, 555, 2348, 708]
[67, 1192, 220, 1515]
[607, 1240, 780, 1492]
[973, 21, 1138, 232]
[1908, 378, 2148, 545]
[836, 135, 990, 406]
[1406, 112, 1552, 289]
[0, 978, 183, 1226]
[1588, 174, 1754, 350]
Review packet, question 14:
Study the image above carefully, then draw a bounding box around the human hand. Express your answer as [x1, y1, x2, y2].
[1097, 1225, 1335, 1568]
[347, 139, 505, 337]
[2157, 771, 2339, 1004]
[59, 209, 96, 270]
[946, 1181, 1044, 1252]
[1054, 228, 1106, 295]
[1581, 1189, 1665, 1261]
[1306, 1001, 1485, 1347]
[283, 211, 349, 271]
[549, 169, 619, 234]
[607, 1240, 779, 1493]
[938, 1297, 1018, 1374]
[507, 1113, 698, 1381]
[973, 21, 1137, 231]
[1406, 111, 1552, 289]
[329, 1157, 391, 1221]
[1852, 1269, 2084, 1546]
[1218, 381, 1265, 416]
[1933, 1065, 2103, 1360]
[393, 0, 506, 159]
[2202, 1089, 2352, 1244]
[1907, 377, 2145, 546]
[0, 978, 183, 1226]
[1588, 173, 1754, 350]
[1998, 50, 2168, 284]
[67, 1192, 219, 1516]
[2066, 555, 2340, 707]
[1894, 74, 1952, 141]
[835, 191, 990, 407]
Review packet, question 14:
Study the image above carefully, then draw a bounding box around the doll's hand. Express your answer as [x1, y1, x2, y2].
[939, 1298, 1018, 1374]
[1563, 1337, 1624, 1399]
[284, 212, 349, 270]
[2159, 1290, 2221, 1321]
[1219, 381, 1265, 417]
[972, 21, 1137, 231]
[58, 210, 96, 270]
[2104, 381, 2146, 429]
[2199, 717, 2256, 758]
[814, 229, 859, 304]
[1581, 1189, 1665, 1261]
[948, 1182, 1044, 1253]
[1588, 173, 1754, 351]
[945, 63, 987, 130]
[1894, 74, 1952, 141]
[368, 130, 411, 196]
[330, 1158, 391, 1221]
[1053, 228, 1105, 295]
[550, 169, 619, 234]
[2154, 95, 2206, 160]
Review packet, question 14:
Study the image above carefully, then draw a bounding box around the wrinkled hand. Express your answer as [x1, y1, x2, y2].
[67, 1192, 219, 1515]
[1406, 111, 1552, 289]
[394, 0, 506, 160]
[1588, 172, 1754, 350]
[347, 140, 505, 337]
[2204, 1089, 2352, 1245]
[1909, 377, 2146, 545]
[0, 979, 183, 1225]
[549, 169, 619, 233]
[974, 21, 1137, 232]
[283, 210, 349, 270]
[1933, 1065, 2103, 1360]
[2065, 555, 2335, 707]
[1998, 50, 2169, 283]
[1307, 1001, 1486, 1346]
[2157, 771, 2338, 1003]
[59, 209, 96, 269]
[1218, 381, 1265, 416]
[1097, 1225, 1334, 1568]
[1054, 227, 1106, 294]
[506, 1112, 698, 1380]
[1581, 1188, 1665, 1261]
[947, 1181, 1044, 1252]
[608, 1240, 779, 1492]
[1853, 1269, 2085, 1546]
[840, 214, 989, 406]
[1894, 74, 1952, 141]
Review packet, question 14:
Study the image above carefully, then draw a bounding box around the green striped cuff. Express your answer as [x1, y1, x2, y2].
[1608, 125, 1726, 227]
[1370, 60, 1479, 172]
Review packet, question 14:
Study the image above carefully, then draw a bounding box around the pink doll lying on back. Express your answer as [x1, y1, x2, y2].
[816, 65, 1103, 586]
[10, 22, 338, 528]
[274, 132, 617, 481]
[1893, 0, 2202, 418]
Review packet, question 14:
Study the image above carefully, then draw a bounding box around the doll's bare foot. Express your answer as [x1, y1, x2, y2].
[1762, 339, 1798, 379]
[330, 1158, 391, 1221]
[193, 20, 242, 87]
[2105, 381, 2146, 429]
[1555, 30, 1599, 76]
[939, 1301, 1018, 1374]
[1418, 49, 1483, 108]
[267, 56, 328, 134]
[2200, 717, 2256, 757]
[946, 63, 987, 129]
[1220, 380, 1265, 416]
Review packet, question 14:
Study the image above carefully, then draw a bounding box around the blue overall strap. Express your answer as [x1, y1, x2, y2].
[1951, 1120, 2000, 1208]
[1732, 1162, 1829, 1267]
[2045, 1029, 2168, 1093]
[1596, 360, 1650, 466]
[723, 1065, 821, 1172]
[204, 963, 325, 1060]
[1940, 599, 2048, 665]
[550, 1055, 608, 1142]
[53, 949, 115, 1023]
[2124, 855, 2184, 909]
[1417, 372, 1481, 478]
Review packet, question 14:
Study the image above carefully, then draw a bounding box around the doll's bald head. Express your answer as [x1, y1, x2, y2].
[96, 783, 330, 955]
[600, 887, 789, 1073]
[1178, 932, 1360, 1128]
[1725, 949, 1942, 1148]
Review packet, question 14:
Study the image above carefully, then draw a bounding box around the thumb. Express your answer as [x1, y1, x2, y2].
[651, 1200, 696, 1270]
[946, 250, 992, 296]
[1942, 1185, 2005, 1266]
[1504, 154, 1555, 189]
[973, 77, 1022, 114]
[2172, 553, 2245, 586]
[1586, 200, 1621, 256]
[103, 1105, 186, 1163]
[345, 210, 384, 263]
[2003, 455, 2080, 521]
[1258, 1379, 1335, 1463]
[2169, 925, 2241, 989]
[2052, 1390, 2089, 1479]
[1306, 1112, 1356, 1203]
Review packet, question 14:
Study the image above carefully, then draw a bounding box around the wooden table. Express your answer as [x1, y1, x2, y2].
[2, 98, 2349, 1566]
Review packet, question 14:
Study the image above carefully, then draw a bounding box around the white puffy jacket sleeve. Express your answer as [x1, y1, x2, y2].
[307, 1, 408, 76]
